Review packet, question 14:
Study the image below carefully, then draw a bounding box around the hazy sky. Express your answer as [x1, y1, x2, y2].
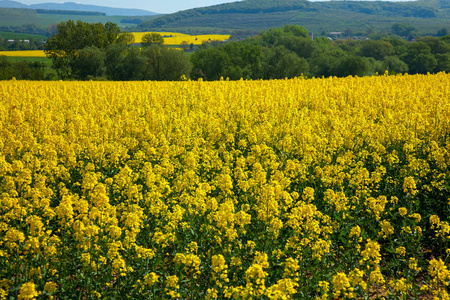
[17, 0, 242, 14]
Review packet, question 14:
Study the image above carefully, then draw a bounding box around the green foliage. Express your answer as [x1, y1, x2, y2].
[401, 41, 438, 74]
[262, 45, 309, 79]
[391, 23, 417, 39]
[141, 45, 192, 81]
[382, 56, 409, 74]
[141, 33, 164, 47]
[333, 55, 371, 77]
[44, 20, 121, 79]
[71, 46, 105, 80]
[0, 55, 46, 80]
[190, 23, 450, 80]
[359, 40, 394, 60]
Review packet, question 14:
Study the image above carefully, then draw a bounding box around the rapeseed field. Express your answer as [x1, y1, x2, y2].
[0, 73, 449, 299]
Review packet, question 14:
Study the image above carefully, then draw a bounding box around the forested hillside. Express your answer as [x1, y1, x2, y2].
[138, 0, 450, 35]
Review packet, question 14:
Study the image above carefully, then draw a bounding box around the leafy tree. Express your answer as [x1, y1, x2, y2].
[190, 45, 231, 80]
[275, 35, 317, 59]
[309, 47, 344, 78]
[142, 45, 192, 81]
[382, 56, 409, 74]
[45, 20, 122, 79]
[262, 46, 309, 79]
[382, 38, 408, 56]
[104, 44, 145, 80]
[180, 41, 190, 51]
[332, 55, 371, 77]
[335, 39, 361, 56]
[0, 56, 45, 80]
[0, 56, 14, 80]
[222, 41, 263, 79]
[437, 28, 448, 37]
[71, 46, 105, 80]
[391, 23, 416, 39]
[416, 36, 450, 55]
[259, 24, 310, 46]
[141, 33, 164, 47]
[117, 32, 135, 45]
[401, 42, 437, 74]
[435, 53, 450, 72]
[359, 40, 393, 60]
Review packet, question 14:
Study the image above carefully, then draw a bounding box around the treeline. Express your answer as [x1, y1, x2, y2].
[3, 21, 449, 81]
[0, 37, 45, 51]
[191, 25, 450, 80]
[0, 56, 45, 80]
[0, 24, 48, 36]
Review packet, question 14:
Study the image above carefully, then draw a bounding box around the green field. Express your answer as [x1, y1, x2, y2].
[0, 31, 46, 40]
[0, 8, 145, 29]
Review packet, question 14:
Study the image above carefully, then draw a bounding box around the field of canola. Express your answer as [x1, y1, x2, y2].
[131, 32, 230, 46]
[0, 73, 450, 299]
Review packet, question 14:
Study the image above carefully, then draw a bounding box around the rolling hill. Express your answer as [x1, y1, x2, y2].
[137, 0, 450, 35]
[0, 0, 158, 16]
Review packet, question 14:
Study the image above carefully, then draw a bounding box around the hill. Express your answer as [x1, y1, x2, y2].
[137, 0, 450, 35]
[0, 0, 158, 16]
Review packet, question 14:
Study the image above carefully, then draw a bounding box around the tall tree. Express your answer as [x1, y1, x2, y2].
[141, 33, 164, 47]
[45, 20, 121, 79]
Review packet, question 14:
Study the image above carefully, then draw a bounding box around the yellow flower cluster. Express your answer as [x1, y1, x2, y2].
[0, 73, 449, 299]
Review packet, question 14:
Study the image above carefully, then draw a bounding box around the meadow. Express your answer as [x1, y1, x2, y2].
[0, 73, 449, 299]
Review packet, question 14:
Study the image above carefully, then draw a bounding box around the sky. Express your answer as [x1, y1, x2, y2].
[16, 0, 242, 14]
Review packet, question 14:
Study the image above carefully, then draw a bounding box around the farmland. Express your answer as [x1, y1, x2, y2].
[132, 32, 230, 45]
[0, 73, 449, 299]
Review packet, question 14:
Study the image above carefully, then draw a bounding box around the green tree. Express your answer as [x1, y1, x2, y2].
[104, 44, 145, 80]
[309, 48, 345, 78]
[71, 46, 105, 80]
[275, 35, 317, 59]
[45, 20, 121, 79]
[391, 23, 416, 39]
[0, 56, 14, 80]
[262, 46, 309, 79]
[435, 53, 450, 72]
[142, 45, 192, 81]
[382, 38, 408, 56]
[382, 56, 409, 74]
[359, 40, 393, 60]
[117, 32, 135, 45]
[332, 55, 371, 77]
[401, 42, 437, 74]
[141, 33, 164, 47]
[259, 24, 310, 46]
[222, 41, 263, 79]
[190, 46, 230, 80]
[437, 28, 448, 37]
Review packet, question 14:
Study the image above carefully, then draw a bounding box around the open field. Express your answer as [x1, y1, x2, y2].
[132, 32, 230, 45]
[0, 74, 449, 299]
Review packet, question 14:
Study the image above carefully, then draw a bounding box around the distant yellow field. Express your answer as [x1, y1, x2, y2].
[0, 50, 46, 57]
[132, 32, 230, 45]
[0, 32, 229, 57]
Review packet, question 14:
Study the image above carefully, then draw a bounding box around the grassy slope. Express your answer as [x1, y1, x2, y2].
[0, 7, 155, 29]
